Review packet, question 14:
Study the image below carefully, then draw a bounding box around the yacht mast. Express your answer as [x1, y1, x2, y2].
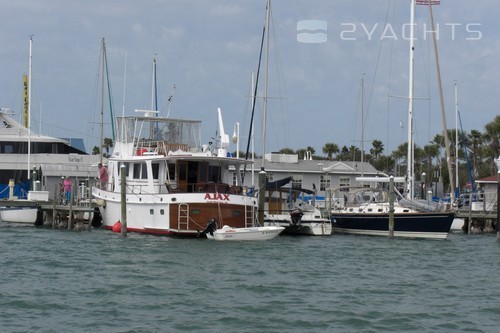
[260, 0, 270, 171]
[406, 0, 416, 200]
[27, 36, 33, 180]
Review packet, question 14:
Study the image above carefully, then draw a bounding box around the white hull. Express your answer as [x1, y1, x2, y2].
[331, 227, 449, 240]
[206, 225, 284, 241]
[93, 188, 257, 236]
[0, 206, 38, 224]
[450, 218, 465, 232]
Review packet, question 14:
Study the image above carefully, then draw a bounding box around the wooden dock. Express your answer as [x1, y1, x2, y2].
[0, 198, 100, 230]
[455, 208, 498, 234]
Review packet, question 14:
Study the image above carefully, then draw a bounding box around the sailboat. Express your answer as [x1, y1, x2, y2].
[330, 0, 454, 240]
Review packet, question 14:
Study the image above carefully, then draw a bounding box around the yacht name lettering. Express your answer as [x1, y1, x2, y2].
[68, 156, 83, 163]
[204, 193, 230, 201]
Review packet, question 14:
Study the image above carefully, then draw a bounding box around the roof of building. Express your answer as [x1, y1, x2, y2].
[251, 158, 381, 175]
[476, 175, 498, 184]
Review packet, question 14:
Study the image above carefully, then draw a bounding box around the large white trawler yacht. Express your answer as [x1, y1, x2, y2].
[92, 110, 259, 237]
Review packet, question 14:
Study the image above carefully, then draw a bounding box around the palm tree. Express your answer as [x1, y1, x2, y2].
[323, 143, 339, 161]
[468, 129, 482, 177]
[370, 139, 384, 161]
[92, 146, 100, 155]
[103, 137, 114, 158]
[278, 147, 295, 155]
[306, 146, 316, 155]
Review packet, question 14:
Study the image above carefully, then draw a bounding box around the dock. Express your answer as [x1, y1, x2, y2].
[455, 207, 498, 234]
[0, 198, 100, 231]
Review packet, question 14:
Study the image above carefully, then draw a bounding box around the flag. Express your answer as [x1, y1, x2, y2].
[416, 0, 440, 5]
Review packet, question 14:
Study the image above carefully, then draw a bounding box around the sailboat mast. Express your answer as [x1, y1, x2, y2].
[99, 38, 105, 165]
[360, 75, 365, 177]
[454, 81, 459, 197]
[406, 0, 416, 200]
[260, 0, 270, 171]
[426, 0, 455, 201]
[27, 36, 33, 180]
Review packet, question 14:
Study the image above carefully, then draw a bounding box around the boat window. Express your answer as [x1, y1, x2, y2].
[160, 209, 164, 215]
[198, 162, 208, 182]
[152, 163, 159, 179]
[208, 165, 221, 183]
[232, 210, 241, 217]
[133, 163, 148, 179]
[167, 163, 176, 181]
[150, 209, 154, 215]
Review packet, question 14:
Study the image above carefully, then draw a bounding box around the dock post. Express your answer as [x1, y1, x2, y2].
[68, 183, 74, 230]
[496, 166, 499, 242]
[52, 187, 57, 229]
[120, 164, 127, 237]
[8, 179, 14, 199]
[389, 176, 394, 238]
[258, 168, 266, 227]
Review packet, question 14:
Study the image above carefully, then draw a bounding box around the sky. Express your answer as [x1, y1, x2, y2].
[1, 0, 498, 158]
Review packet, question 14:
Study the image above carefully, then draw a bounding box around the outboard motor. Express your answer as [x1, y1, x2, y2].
[200, 218, 218, 238]
[290, 208, 304, 226]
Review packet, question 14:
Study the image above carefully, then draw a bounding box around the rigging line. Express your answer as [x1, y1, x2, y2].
[269, 9, 290, 149]
[364, 0, 394, 143]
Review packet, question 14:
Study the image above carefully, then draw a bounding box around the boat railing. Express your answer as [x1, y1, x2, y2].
[135, 140, 189, 156]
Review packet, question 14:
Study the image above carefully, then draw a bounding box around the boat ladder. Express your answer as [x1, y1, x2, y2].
[178, 203, 189, 230]
[245, 204, 255, 228]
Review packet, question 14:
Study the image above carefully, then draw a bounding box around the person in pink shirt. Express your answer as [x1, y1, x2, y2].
[98, 163, 109, 189]
[63, 176, 72, 204]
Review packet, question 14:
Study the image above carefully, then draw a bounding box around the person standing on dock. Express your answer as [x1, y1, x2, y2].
[98, 163, 109, 190]
[63, 176, 72, 205]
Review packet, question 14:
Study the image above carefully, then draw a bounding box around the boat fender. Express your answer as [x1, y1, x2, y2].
[112, 221, 122, 233]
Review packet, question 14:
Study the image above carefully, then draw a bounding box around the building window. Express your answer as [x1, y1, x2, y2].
[266, 173, 274, 182]
[320, 175, 330, 191]
[292, 175, 302, 189]
[339, 176, 350, 188]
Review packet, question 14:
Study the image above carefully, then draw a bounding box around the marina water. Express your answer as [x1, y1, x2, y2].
[1, 223, 499, 333]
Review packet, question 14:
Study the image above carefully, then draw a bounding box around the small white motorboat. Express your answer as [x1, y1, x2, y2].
[206, 225, 285, 241]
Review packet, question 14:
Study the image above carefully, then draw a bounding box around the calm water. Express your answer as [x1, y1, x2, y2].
[1, 223, 499, 333]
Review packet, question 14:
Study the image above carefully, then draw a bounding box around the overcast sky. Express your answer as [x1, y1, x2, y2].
[1, 0, 497, 157]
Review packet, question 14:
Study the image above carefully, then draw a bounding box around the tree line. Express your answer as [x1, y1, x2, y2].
[282, 115, 499, 192]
